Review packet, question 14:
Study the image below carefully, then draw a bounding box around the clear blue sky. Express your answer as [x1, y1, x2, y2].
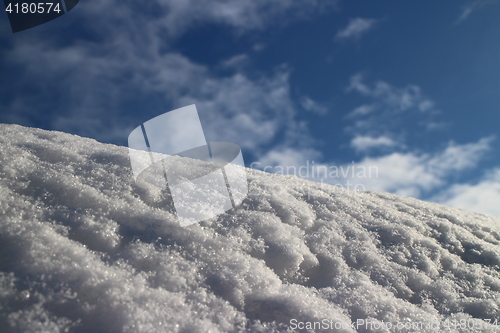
[1, 0, 499, 216]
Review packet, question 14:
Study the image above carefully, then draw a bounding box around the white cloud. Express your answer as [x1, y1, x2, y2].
[457, 0, 500, 23]
[346, 104, 375, 118]
[424, 121, 449, 131]
[347, 73, 372, 95]
[335, 18, 377, 40]
[351, 135, 399, 152]
[300, 96, 328, 115]
[433, 168, 500, 217]
[257, 147, 323, 170]
[3, 1, 498, 220]
[427, 137, 495, 173]
[345, 73, 440, 140]
[347, 74, 435, 113]
[251, 136, 494, 200]
[2, 0, 335, 148]
[250, 73, 493, 202]
[79, 0, 335, 37]
[177, 71, 297, 152]
[354, 153, 439, 197]
[346, 137, 494, 197]
[220, 54, 250, 70]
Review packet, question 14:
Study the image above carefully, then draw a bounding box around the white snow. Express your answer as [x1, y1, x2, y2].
[0, 123, 499, 332]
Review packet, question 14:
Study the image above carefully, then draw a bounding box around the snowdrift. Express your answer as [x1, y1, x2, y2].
[0, 123, 499, 332]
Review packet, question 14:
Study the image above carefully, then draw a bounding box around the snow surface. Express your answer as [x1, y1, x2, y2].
[0, 123, 499, 333]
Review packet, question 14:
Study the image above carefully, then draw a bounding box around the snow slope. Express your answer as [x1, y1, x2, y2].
[0, 123, 499, 333]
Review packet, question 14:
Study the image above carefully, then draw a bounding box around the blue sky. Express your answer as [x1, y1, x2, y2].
[1, 0, 499, 217]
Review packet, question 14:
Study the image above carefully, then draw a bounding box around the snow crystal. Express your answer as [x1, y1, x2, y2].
[0, 123, 499, 332]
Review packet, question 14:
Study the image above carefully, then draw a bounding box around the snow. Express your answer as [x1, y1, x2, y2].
[0, 123, 499, 332]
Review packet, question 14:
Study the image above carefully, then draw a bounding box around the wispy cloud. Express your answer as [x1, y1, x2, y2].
[242, 72, 499, 216]
[347, 73, 436, 112]
[3, 1, 498, 218]
[335, 18, 377, 40]
[261, 135, 483, 199]
[253, 136, 494, 201]
[1, 0, 335, 147]
[343, 136, 494, 197]
[457, 0, 500, 23]
[80, 0, 336, 37]
[300, 96, 328, 115]
[351, 135, 400, 153]
[433, 168, 500, 217]
[220, 54, 250, 70]
[353, 138, 492, 198]
[346, 104, 375, 118]
[177, 70, 299, 153]
[345, 73, 442, 141]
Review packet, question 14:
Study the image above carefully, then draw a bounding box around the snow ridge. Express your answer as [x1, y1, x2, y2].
[0, 123, 499, 332]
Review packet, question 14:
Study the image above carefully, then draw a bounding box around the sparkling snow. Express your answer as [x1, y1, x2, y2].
[0, 123, 499, 332]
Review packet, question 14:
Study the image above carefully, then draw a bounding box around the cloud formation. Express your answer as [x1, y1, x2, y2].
[80, 0, 335, 36]
[253, 73, 498, 216]
[457, 0, 500, 23]
[2, 1, 499, 218]
[350, 137, 494, 197]
[1, 0, 334, 150]
[300, 96, 328, 115]
[433, 168, 500, 217]
[335, 18, 377, 40]
[345, 73, 442, 140]
[351, 135, 399, 152]
[254, 128, 493, 192]
[347, 73, 436, 113]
